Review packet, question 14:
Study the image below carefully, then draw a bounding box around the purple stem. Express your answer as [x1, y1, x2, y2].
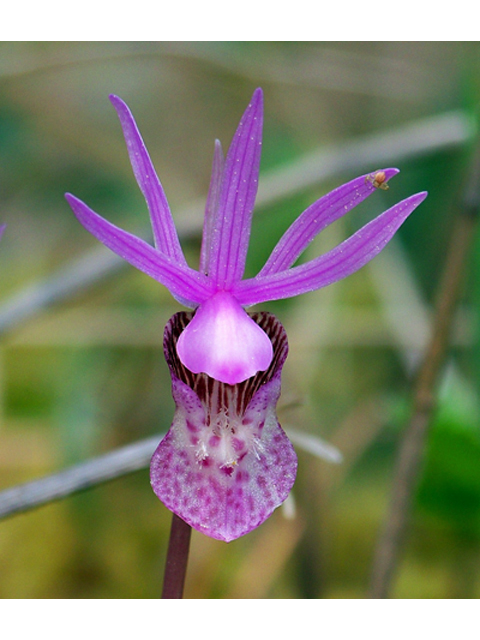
[161, 514, 192, 598]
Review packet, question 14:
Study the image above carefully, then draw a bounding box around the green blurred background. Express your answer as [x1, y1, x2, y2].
[0, 41, 479, 598]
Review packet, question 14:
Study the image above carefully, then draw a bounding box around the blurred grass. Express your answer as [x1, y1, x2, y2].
[0, 41, 479, 598]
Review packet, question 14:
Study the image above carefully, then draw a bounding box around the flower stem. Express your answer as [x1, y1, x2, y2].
[368, 146, 480, 598]
[161, 514, 192, 598]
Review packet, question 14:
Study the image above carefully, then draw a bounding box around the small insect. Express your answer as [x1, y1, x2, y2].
[365, 170, 389, 190]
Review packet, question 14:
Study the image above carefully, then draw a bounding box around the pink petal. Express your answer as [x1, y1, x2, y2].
[176, 291, 273, 385]
[207, 88, 263, 290]
[109, 95, 188, 265]
[65, 193, 213, 307]
[259, 168, 399, 276]
[200, 140, 224, 274]
[234, 191, 428, 306]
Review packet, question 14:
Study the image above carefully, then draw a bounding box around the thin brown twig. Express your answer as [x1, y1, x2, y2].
[369, 147, 480, 598]
[0, 434, 163, 519]
[0, 426, 334, 521]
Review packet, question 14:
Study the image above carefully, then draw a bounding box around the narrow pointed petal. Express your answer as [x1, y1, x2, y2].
[200, 140, 224, 274]
[259, 168, 399, 276]
[176, 291, 273, 385]
[109, 95, 187, 265]
[233, 192, 428, 306]
[207, 88, 263, 290]
[0, 225, 5, 240]
[65, 193, 213, 307]
[151, 311, 297, 542]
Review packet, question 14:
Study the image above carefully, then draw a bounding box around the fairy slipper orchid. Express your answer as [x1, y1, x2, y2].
[66, 88, 427, 541]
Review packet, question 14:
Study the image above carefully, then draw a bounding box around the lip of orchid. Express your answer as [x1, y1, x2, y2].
[151, 309, 296, 542]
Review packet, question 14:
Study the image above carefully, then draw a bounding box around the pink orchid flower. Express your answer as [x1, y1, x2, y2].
[66, 88, 427, 542]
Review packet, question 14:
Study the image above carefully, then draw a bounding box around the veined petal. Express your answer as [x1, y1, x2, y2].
[233, 191, 428, 306]
[109, 95, 188, 266]
[259, 168, 399, 276]
[207, 88, 263, 290]
[200, 140, 224, 275]
[176, 291, 273, 385]
[65, 193, 213, 307]
[151, 311, 297, 542]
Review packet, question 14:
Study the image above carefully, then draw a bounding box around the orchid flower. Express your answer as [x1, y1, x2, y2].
[65, 88, 427, 542]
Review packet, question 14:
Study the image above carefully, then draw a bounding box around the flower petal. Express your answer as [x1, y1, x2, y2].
[259, 168, 399, 276]
[65, 193, 213, 307]
[200, 139, 224, 275]
[109, 95, 188, 265]
[151, 311, 297, 542]
[176, 291, 273, 385]
[233, 191, 428, 306]
[207, 88, 263, 290]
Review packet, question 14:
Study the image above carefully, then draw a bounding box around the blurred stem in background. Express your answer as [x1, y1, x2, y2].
[369, 140, 480, 598]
